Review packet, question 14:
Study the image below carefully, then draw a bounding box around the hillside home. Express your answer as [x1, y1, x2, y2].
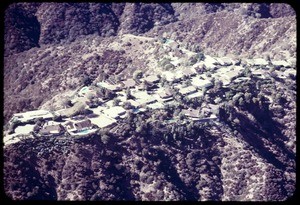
[186, 90, 204, 100]
[121, 79, 136, 89]
[9, 110, 55, 124]
[75, 119, 93, 131]
[131, 90, 157, 105]
[103, 106, 126, 119]
[90, 114, 117, 129]
[147, 102, 164, 110]
[40, 124, 64, 136]
[272, 60, 290, 68]
[97, 82, 121, 92]
[253, 58, 269, 66]
[162, 71, 182, 83]
[127, 99, 142, 108]
[182, 108, 201, 120]
[191, 77, 212, 89]
[158, 89, 173, 102]
[144, 75, 160, 84]
[218, 57, 233, 66]
[179, 86, 197, 96]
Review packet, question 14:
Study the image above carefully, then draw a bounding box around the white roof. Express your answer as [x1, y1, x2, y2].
[283, 69, 296, 77]
[127, 99, 141, 107]
[145, 75, 159, 83]
[218, 57, 233, 65]
[13, 110, 54, 122]
[162, 71, 182, 82]
[89, 114, 117, 128]
[131, 90, 151, 99]
[14, 124, 35, 135]
[147, 102, 164, 109]
[90, 106, 105, 115]
[191, 77, 212, 88]
[103, 106, 126, 119]
[97, 82, 119, 90]
[272, 60, 290, 67]
[186, 91, 204, 99]
[253, 58, 268, 66]
[203, 55, 218, 68]
[179, 86, 196, 95]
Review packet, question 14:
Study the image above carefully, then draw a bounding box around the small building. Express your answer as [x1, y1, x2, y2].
[74, 119, 93, 131]
[147, 102, 164, 110]
[182, 108, 201, 120]
[9, 110, 55, 124]
[162, 71, 182, 83]
[272, 60, 290, 68]
[186, 90, 204, 100]
[144, 75, 160, 84]
[40, 124, 64, 136]
[218, 57, 233, 66]
[157, 89, 173, 103]
[126, 99, 142, 108]
[253, 58, 269, 66]
[97, 82, 121, 92]
[131, 90, 157, 105]
[191, 77, 212, 89]
[121, 79, 136, 89]
[90, 114, 117, 129]
[179, 86, 197, 96]
[103, 106, 126, 119]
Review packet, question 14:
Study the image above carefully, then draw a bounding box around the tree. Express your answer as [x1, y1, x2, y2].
[82, 75, 92, 86]
[133, 70, 143, 81]
[101, 134, 110, 145]
[126, 88, 132, 100]
[113, 98, 121, 106]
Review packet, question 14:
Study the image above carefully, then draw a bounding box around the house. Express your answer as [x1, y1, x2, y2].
[144, 75, 160, 84]
[179, 86, 197, 96]
[147, 102, 164, 110]
[121, 79, 136, 89]
[272, 60, 290, 68]
[131, 90, 157, 105]
[179, 68, 197, 78]
[90, 114, 117, 129]
[97, 82, 121, 92]
[127, 99, 142, 108]
[158, 89, 173, 102]
[253, 58, 269, 66]
[9, 110, 55, 124]
[218, 57, 233, 66]
[182, 108, 201, 120]
[40, 124, 64, 136]
[186, 90, 204, 99]
[64, 119, 98, 137]
[191, 77, 212, 89]
[74, 119, 93, 131]
[162, 71, 182, 82]
[103, 106, 126, 119]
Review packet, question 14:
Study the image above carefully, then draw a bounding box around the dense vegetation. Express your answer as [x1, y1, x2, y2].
[3, 2, 296, 201]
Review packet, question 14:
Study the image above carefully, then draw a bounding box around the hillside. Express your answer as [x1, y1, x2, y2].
[3, 2, 296, 201]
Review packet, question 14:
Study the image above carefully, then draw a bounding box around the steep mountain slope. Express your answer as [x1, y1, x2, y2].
[3, 2, 297, 201]
[3, 3, 296, 124]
